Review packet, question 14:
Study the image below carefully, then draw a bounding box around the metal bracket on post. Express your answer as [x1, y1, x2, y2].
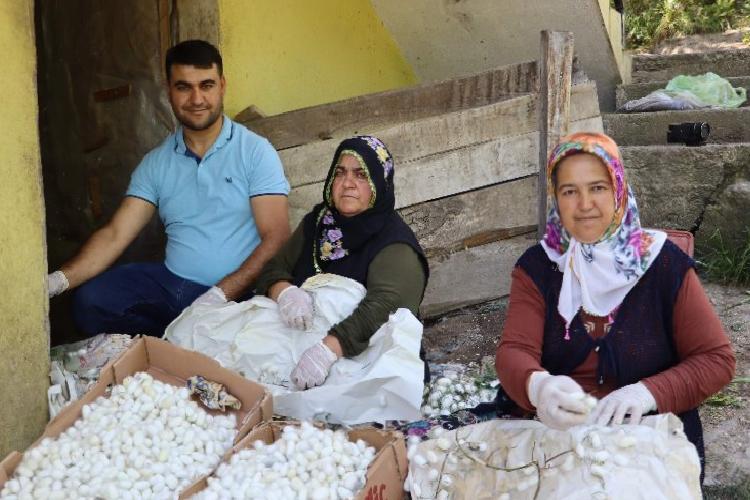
[538, 30, 574, 239]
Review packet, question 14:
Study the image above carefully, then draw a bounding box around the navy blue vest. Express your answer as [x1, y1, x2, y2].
[516, 240, 704, 474]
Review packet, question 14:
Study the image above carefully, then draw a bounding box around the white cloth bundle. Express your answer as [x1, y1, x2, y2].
[164, 273, 425, 425]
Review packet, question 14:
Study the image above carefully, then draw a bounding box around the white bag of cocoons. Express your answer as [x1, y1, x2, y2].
[165, 273, 425, 425]
[0, 372, 237, 500]
[405, 414, 701, 500]
[191, 422, 375, 500]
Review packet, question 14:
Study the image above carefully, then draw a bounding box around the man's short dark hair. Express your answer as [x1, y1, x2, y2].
[165, 40, 223, 81]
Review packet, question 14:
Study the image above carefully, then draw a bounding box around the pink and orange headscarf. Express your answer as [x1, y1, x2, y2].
[540, 132, 667, 334]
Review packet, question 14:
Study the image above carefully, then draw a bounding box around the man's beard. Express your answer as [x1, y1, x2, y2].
[176, 105, 223, 131]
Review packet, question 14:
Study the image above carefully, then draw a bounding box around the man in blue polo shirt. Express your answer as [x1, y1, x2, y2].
[46, 40, 291, 336]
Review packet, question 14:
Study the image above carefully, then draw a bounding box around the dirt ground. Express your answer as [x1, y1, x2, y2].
[649, 28, 750, 55]
[422, 280, 750, 490]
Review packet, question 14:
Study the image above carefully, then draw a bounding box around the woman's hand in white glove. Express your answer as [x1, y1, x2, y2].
[47, 270, 69, 298]
[277, 285, 314, 330]
[290, 341, 339, 390]
[590, 382, 656, 426]
[527, 371, 589, 430]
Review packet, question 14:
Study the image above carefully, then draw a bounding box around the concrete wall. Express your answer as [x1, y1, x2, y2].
[0, 1, 50, 457]
[370, 0, 624, 111]
[219, 0, 418, 117]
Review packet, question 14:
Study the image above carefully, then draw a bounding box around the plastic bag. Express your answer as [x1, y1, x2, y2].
[621, 72, 746, 112]
[621, 89, 710, 112]
[47, 333, 135, 418]
[666, 72, 746, 108]
[164, 273, 425, 425]
[406, 414, 701, 499]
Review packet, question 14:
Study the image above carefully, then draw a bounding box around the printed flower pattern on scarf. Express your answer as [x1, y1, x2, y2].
[312, 135, 402, 273]
[362, 136, 394, 179]
[317, 208, 348, 262]
[544, 137, 653, 280]
[540, 132, 667, 336]
[610, 193, 656, 279]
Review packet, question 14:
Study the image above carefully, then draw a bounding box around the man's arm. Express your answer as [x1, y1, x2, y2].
[215, 195, 290, 300]
[59, 196, 156, 289]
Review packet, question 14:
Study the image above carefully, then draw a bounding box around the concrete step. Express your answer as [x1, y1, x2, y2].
[603, 107, 750, 146]
[616, 76, 750, 109]
[621, 143, 750, 249]
[631, 48, 750, 84]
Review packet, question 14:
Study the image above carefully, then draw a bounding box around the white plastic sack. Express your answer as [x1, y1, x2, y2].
[621, 89, 710, 112]
[406, 414, 701, 500]
[164, 273, 425, 425]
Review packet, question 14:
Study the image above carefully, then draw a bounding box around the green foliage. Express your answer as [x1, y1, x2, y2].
[697, 229, 750, 286]
[625, 0, 750, 49]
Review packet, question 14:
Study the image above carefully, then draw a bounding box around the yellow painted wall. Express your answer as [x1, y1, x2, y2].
[597, 0, 628, 82]
[0, 2, 50, 456]
[219, 0, 417, 117]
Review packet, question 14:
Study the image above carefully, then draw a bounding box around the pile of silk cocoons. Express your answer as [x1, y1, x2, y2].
[0, 372, 236, 500]
[192, 422, 375, 500]
[421, 373, 497, 418]
[405, 419, 650, 500]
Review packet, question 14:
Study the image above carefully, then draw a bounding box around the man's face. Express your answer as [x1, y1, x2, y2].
[167, 63, 225, 131]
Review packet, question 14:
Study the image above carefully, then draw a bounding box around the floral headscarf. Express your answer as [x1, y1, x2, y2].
[541, 132, 667, 336]
[311, 135, 398, 272]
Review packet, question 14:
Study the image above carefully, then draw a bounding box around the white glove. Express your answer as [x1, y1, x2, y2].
[590, 382, 657, 426]
[47, 270, 69, 298]
[290, 341, 338, 390]
[191, 286, 227, 306]
[277, 285, 314, 330]
[527, 371, 589, 430]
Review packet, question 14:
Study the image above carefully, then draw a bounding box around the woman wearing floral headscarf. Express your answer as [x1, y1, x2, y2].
[496, 132, 734, 476]
[255, 136, 429, 390]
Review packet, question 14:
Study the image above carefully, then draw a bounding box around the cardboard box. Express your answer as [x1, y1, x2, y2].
[180, 422, 408, 499]
[0, 336, 272, 492]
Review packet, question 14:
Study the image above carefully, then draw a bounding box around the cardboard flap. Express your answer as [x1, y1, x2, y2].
[112, 337, 150, 379]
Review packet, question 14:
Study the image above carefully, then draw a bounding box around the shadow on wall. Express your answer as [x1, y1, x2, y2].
[36, 1, 175, 345]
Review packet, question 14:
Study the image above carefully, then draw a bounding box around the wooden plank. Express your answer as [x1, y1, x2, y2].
[280, 82, 599, 189]
[158, 0, 172, 81]
[280, 93, 537, 188]
[420, 233, 537, 318]
[400, 175, 537, 254]
[537, 31, 574, 238]
[174, 0, 220, 47]
[239, 61, 540, 150]
[394, 132, 538, 208]
[287, 132, 539, 228]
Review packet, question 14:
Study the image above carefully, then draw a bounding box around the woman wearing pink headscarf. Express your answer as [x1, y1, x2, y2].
[496, 132, 735, 478]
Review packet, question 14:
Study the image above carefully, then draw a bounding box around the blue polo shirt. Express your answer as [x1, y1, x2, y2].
[126, 116, 289, 286]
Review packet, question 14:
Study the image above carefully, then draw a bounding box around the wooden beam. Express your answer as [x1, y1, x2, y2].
[537, 30, 574, 238]
[287, 132, 539, 228]
[420, 233, 536, 317]
[285, 100, 600, 229]
[239, 60, 539, 150]
[280, 93, 536, 188]
[157, 0, 172, 81]
[174, 0, 220, 47]
[281, 82, 599, 190]
[400, 175, 537, 255]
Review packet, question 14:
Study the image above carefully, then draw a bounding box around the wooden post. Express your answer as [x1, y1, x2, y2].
[538, 31, 574, 239]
